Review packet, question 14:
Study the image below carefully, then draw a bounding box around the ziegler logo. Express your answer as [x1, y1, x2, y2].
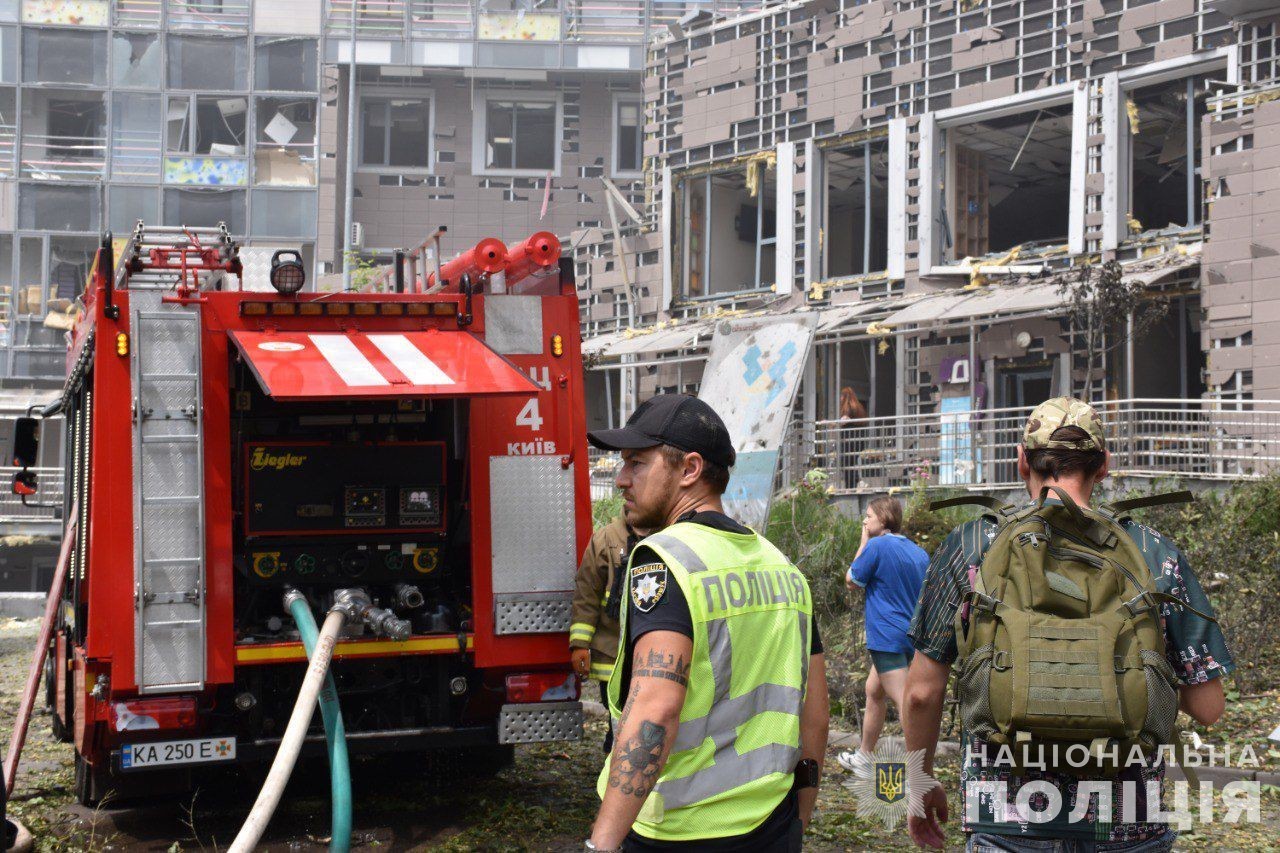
[250, 447, 307, 471]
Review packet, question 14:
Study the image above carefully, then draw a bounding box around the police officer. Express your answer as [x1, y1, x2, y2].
[584, 394, 830, 853]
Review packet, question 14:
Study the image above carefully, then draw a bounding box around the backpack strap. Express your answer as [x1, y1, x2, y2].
[1117, 590, 1218, 624]
[1036, 486, 1117, 548]
[1100, 490, 1196, 521]
[928, 495, 1012, 513]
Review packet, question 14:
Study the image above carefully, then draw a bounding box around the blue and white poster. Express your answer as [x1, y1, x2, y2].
[698, 314, 818, 528]
[939, 395, 982, 485]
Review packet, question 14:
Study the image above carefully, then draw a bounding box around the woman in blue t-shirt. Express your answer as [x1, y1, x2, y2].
[837, 496, 929, 768]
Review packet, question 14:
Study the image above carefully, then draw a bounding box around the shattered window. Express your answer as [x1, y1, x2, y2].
[166, 95, 247, 155]
[0, 87, 14, 177]
[255, 37, 317, 92]
[23, 28, 107, 85]
[19, 183, 99, 232]
[681, 168, 775, 297]
[945, 102, 1073, 259]
[112, 32, 162, 88]
[21, 90, 107, 179]
[167, 35, 248, 90]
[360, 97, 430, 169]
[614, 98, 642, 175]
[484, 99, 555, 171]
[0, 26, 14, 83]
[254, 97, 316, 185]
[164, 187, 246, 232]
[1128, 75, 1209, 232]
[823, 138, 889, 277]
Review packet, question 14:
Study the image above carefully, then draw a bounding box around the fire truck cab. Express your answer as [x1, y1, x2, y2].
[15, 223, 589, 804]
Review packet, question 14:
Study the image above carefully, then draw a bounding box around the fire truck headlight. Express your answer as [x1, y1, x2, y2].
[269, 250, 306, 295]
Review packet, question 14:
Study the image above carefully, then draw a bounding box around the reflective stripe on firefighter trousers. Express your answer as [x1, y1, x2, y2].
[601, 522, 812, 841]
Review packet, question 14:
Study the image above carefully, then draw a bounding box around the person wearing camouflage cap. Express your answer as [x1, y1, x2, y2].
[901, 396, 1231, 852]
[1022, 396, 1108, 452]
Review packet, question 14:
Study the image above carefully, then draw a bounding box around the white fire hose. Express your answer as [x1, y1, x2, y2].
[228, 608, 346, 853]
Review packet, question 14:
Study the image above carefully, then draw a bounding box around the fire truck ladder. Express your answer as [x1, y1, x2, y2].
[124, 224, 236, 693]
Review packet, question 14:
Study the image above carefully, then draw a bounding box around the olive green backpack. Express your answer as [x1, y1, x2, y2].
[929, 487, 1216, 774]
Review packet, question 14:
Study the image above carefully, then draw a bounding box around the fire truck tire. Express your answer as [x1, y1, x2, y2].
[73, 753, 110, 807]
[43, 653, 68, 744]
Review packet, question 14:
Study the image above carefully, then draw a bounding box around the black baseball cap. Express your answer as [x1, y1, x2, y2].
[588, 394, 736, 469]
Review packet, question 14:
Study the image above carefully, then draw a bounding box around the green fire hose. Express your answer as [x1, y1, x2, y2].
[288, 594, 353, 853]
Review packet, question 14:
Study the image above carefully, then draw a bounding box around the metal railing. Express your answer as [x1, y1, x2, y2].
[0, 467, 64, 526]
[20, 134, 108, 181]
[166, 0, 252, 31]
[588, 446, 621, 501]
[325, 0, 769, 44]
[782, 399, 1280, 495]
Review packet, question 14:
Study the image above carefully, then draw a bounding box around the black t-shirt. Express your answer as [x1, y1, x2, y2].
[620, 509, 816, 850]
[627, 510, 822, 654]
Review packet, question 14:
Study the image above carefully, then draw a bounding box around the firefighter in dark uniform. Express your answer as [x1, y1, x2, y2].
[571, 513, 649, 751]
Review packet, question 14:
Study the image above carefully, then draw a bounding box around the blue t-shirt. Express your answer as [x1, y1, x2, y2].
[848, 533, 928, 654]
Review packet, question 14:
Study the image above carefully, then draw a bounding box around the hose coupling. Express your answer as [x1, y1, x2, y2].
[331, 588, 412, 641]
[392, 583, 425, 610]
[282, 587, 308, 612]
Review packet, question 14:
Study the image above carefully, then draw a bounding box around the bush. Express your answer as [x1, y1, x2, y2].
[592, 493, 623, 530]
[1126, 474, 1280, 694]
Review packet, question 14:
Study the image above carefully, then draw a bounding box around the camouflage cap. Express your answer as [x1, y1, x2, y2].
[1023, 397, 1107, 451]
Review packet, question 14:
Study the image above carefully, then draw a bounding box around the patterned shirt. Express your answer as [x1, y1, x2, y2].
[908, 504, 1234, 843]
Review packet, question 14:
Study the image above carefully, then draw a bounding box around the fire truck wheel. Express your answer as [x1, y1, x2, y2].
[73, 753, 109, 808]
[43, 653, 68, 743]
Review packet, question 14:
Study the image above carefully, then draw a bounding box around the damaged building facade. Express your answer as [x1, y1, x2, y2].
[0, 0, 735, 382]
[579, 0, 1280, 492]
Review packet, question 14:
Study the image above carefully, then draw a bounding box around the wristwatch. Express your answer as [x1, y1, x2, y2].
[793, 758, 821, 790]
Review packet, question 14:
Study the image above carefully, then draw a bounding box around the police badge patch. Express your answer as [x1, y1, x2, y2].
[630, 564, 668, 612]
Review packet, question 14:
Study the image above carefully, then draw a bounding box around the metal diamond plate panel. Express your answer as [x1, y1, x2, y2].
[141, 622, 202, 689]
[142, 561, 200, 596]
[132, 290, 206, 693]
[489, 456, 576, 594]
[495, 593, 572, 635]
[498, 702, 583, 744]
[142, 443, 199, 499]
[138, 315, 199, 375]
[141, 503, 200, 562]
[140, 379, 200, 415]
[484, 295, 543, 354]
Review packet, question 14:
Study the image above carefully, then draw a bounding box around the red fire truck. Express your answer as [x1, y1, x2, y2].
[11, 223, 589, 805]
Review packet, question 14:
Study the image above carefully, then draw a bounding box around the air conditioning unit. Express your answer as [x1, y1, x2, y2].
[350, 221, 364, 250]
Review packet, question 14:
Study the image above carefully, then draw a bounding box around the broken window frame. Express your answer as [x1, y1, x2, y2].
[254, 36, 319, 94]
[357, 93, 433, 173]
[254, 96, 318, 186]
[165, 94, 248, 156]
[22, 26, 108, 86]
[1120, 73, 1213, 239]
[612, 95, 642, 178]
[940, 102, 1075, 262]
[111, 31, 163, 89]
[677, 166, 777, 299]
[816, 133, 890, 281]
[473, 91, 561, 177]
[20, 89, 107, 181]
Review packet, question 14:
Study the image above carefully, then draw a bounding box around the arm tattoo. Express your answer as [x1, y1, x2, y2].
[607, 719, 668, 798]
[632, 649, 691, 686]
